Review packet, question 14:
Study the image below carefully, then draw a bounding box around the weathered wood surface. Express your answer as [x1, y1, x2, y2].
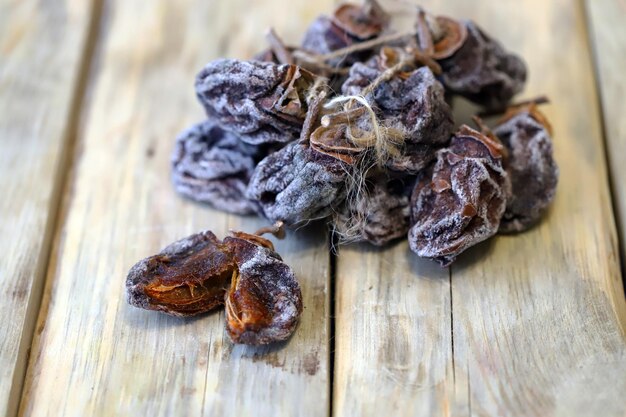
[18, 1, 333, 416]
[586, 0, 626, 270]
[3, 0, 626, 416]
[334, 1, 626, 416]
[0, 1, 98, 417]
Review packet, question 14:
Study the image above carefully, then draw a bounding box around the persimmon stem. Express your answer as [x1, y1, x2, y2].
[254, 221, 286, 239]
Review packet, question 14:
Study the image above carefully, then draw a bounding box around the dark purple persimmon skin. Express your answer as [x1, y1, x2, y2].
[437, 21, 527, 111]
[247, 141, 348, 226]
[171, 120, 264, 215]
[494, 106, 558, 233]
[334, 174, 415, 246]
[301, 0, 390, 67]
[195, 59, 316, 145]
[409, 126, 510, 266]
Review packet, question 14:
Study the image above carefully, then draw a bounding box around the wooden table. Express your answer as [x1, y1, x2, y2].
[1, 0, 625, 416]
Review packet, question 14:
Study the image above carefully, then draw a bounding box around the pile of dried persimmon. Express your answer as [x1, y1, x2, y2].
[126, 1, 558, 345]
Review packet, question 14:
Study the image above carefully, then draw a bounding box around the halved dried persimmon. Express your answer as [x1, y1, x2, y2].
[126, 225, 303, 345]
[126, 231, 234, 316]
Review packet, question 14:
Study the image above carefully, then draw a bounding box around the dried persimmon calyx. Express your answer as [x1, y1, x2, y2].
[408, 126, 511, 266]
[195, 59, 319, 145]
[332, 0, 390, 40]
[413, 6, 524, 110]
[494, 105, 558, 233]
[426, 15, 468, 60]
[223, 234, 302, 345]
[171, 120, 267, 215]
[126, 231, 234, 317]
[301, 0, 391, 67]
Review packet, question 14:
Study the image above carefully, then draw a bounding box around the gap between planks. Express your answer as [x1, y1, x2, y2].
[328, 234, 338, 417]
[583, 0, 626, 286]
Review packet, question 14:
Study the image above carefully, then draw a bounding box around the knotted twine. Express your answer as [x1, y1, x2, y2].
[300, 50, 426, 242]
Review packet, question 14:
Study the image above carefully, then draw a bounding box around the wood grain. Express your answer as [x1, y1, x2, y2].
[0, 1, 98, 416]
[586, 0, 626, 271]
[334, 1, 626, 416]
[18, 1, 333, 416]
[449, 1, 626, 414]
[11, 0, 626, 415]
[334, 243, 453, 416]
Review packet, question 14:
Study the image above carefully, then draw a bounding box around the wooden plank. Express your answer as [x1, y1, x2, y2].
[19, 1, 333, 416]
[334, 0, 626, 416]
[333, 244, 453, 416]
[586, 0, 626, 271]
[0, 1, 98, 416]
[449, 1, 626, 415]
[333, 3, 454, 415]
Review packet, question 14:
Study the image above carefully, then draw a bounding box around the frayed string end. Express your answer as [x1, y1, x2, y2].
[324, 95, 406, 166]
